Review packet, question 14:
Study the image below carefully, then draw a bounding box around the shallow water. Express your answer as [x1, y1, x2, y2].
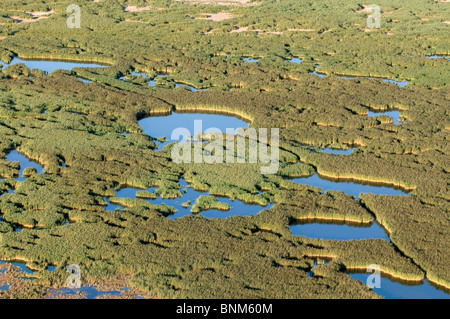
[310, 65, 325, 78]
[175, 83, 204, 92]
[48, 286, 135, 299]
[0, 260, 35, 275]
[290, 219, 390, 241]
[382, 79, 408, 87]
[3, 57, 108, 74]
[138, 111, 249, 149]
[106, 178, 273, 219]
[347, 271, 450, 299]
[425, 55, 449, 61]
[289, 173, 410, 198]
[367, 110, 402, 124]
[319, 147, 356, 156]
[310, 65, 408, 87]
[285, 58, 302, 64]
[77, 77, 92, 83]
[242, 57, 260, 63]
[6, 151, 44, 182]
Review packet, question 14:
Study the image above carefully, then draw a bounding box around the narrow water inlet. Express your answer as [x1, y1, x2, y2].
[347, 270, 450, 299]
[288, 173, 411, 198]
[138, 111, 250, 150]
[105, 178, 273, 219]
[1, 57, 108, 74]
[290, 219, 390, 241]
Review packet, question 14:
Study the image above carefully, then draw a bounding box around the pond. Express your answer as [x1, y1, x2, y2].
[347, 271, 450, 299]
[242, 57, 260, 63]
[367, 110, 403, 124]
[1, 57, 108, 74]
[5, 151, 44, 182]
[425, 55, 449, 61]
[290, 219, 390, 241]
[288, 173, 410, 198]
[310, 65, 408, 87]
[310, 65, 325, 78]
[285, 58, 302, 64]
[47, 286, 138, 299]
[175, 83, 205, 92]
[318, 147, 356, 156]
[105, 178, 273, 219]
[138, 111, 250, 149]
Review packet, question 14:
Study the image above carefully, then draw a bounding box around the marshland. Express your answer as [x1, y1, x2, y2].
[0, 0, 448, 299]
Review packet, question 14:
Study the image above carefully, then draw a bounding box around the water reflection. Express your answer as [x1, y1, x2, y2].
[290, 219, 390, 241]
[138, 111, 249, 149]
[288, 173, 410, 198]
[347, 270, 450, 299]
[2, 57, 108, 74]
[6, 151, 44, 182]
[285, 58, 302, 64]
[367, 110, 403, 124]
[105, 178, 273, 219]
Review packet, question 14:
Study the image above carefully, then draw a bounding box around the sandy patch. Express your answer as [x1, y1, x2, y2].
[196, 12, 236, 21]
[124, 6, 154, 12]
[0, 36, 6, 40]
[226, 26, 314, 35]
[7, 9, 54, 23]
[253, 29, 282, 35]
[9, 16, 49, 23]
[286, 28, 315, 32]
[124, 19, 147, 23]
[361, 28, 376, 32]
[319, 28, 333, 34]
[229, 26, 248, 33]
[175, 0, 261, 7]
[444, 21, 450, 24]
[27, 10, 55, 17]
[355, 5, 370, 13]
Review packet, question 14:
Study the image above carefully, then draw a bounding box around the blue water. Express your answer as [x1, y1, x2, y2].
[319, 147, 356, 156]
[290, 220, 390, 241]
[308, 65, 408, 87]
[348, 272, 450, 299]
[242, 58, 260, 63]
[0, 260, 34, 275]
[310, 65, 325, 78]
[285, 58, 302, 64]
[426, 55, 449, 61]
[77, 77, 92, 83]
[289, 173, 410, 198]
[6, 151, 44, 181]
[382, 79, 408, 87]
[175, 83, 205, 92]
[367, 110, 402, 124]
[106, 178, 273, 219]
[0, 284, 9, 291]
[337, 76, 355, 79]
[4, 57, 108, 74]
[48, 286, 135, 299]
[138, 111, 249, 149]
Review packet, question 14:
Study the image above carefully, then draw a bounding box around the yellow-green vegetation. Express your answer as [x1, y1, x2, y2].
[190, 195, 230, 213]
[360, 195, 450, 290]
[0, 0, 448, 298]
